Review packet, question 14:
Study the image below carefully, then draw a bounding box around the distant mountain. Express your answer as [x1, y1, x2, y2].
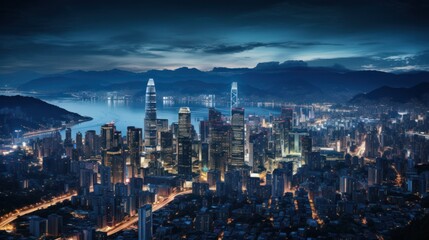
[16, 62, 429, 103]
[0, 95, 92, 138]
[0, 70, 45, 87]
[349, 82, 429, 106]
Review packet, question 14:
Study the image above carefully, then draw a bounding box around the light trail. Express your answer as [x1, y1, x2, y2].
[391, 165, 403, 187]
[356, 140, 366, 158]
[104, 189, 192, 236]
[308, 195, 324, 225]
[0, 191, 77, 229]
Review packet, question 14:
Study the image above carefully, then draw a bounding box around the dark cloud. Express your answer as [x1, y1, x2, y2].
[0, 40, 163, 58]
[203, 41, 342, 54]
[204, 43, 267, 54]
[0, 0, 428, 72]
[307, 50, 429, 71]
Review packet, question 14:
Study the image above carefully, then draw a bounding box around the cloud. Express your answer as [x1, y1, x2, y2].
[307, 50, 429, 71]
[0, 0, 428, 72]
[203, 41, 341, 54]
[204, 43, 266, 54]
[0, 40, 163, 58]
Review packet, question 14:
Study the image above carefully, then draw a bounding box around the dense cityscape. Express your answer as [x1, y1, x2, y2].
[1, 0, 429, 239]
[0, 77, 428, 239]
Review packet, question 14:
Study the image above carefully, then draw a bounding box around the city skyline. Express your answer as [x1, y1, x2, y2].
[1, 1, 429, 239]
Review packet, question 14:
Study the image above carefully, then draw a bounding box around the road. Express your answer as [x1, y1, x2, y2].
[105, 189, 192, 236]
[0, 192, 77, 229]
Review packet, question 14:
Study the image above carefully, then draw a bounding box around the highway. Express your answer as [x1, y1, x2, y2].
[0, 192, 77, 229]
[105, 189, 192, 236]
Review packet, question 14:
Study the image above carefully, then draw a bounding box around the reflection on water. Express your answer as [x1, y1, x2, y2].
[46, 99, 280, 136]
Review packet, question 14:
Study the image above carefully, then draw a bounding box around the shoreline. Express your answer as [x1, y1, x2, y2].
[20, 117, 93, 140]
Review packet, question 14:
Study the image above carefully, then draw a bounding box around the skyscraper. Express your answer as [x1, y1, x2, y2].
[177, 107, 192, 179]
[199, 120, 209, 143]
[138, 204, 152, 240]
[160, 131, 174, 165]
[301, 135, 312, 164]
[104, 149, 125, 185]
[208, 108, 230, 179]
[127, 126, 142, 177]
[76, 131, 83, 156]
[230, 107, 245, 168]
[281, 107, 293, 130]
[272, 168, 290, 198]
[144, 78, 157, 150]
[101, 123, 115, 151]
[84, 130, 98, 158]
[64, 127, 73, 158]
[64, 127, 72, 146]
[113, 130, 123, 148]
[231, 82, 238, 111]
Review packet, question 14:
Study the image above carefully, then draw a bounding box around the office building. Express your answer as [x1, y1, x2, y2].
[231, 82, 238, 110]
[127, 126, 142, 177]
[177, 107, 192, 179]
[101, 123, 115, 151]
[230, 107, 245, 168]
[138, 204, 153, 240]
[144, 79, 157, 150]
[84, 130, 98, 158]
[47, 214, 63, 237]
[29, 216, 47, 238]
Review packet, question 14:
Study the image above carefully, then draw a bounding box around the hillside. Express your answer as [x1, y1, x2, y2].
[0, 95, 92, 138]
[349, 82, 429, 106]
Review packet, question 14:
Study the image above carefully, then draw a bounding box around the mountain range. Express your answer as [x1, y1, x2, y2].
[1, 62, 429, 103]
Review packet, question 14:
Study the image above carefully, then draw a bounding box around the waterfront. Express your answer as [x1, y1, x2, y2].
[45, 98, 280, 137]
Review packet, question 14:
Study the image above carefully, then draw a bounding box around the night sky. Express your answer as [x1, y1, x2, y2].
[1, 0, 428, 73]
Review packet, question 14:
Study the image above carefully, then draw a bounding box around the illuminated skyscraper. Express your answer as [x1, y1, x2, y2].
[144, 78, 157, 150]
[127, 126, 142, 177]
[113, 130, 122, 148]
[231, 82, 238, 111]
[138, 204, 152, 240]
[208, 108, 230, 179]
[177, 107, 192, 179]
[104, 149, 125, 185]
[101, 123, 115, 151]
[178, 107, 192, 139]
[230, 107, 245, 168]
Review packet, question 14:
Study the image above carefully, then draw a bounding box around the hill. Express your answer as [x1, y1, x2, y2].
[349, 82, 429, 106]
[0, 95, 92, 138]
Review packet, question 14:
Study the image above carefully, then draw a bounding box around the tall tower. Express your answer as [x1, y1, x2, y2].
[101, 123, 115, 151]
[127, 126, 142, 177]
[76, 131, 83, 157]
[138, 204, 152, 240]
[144, 78, 157, 150]
[208, 108, 230, 180]
[64, 128, 72, 146]
[177, 107, 192, 179]
[230, 107, 245, 168]
[231, 82, 238, 111]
